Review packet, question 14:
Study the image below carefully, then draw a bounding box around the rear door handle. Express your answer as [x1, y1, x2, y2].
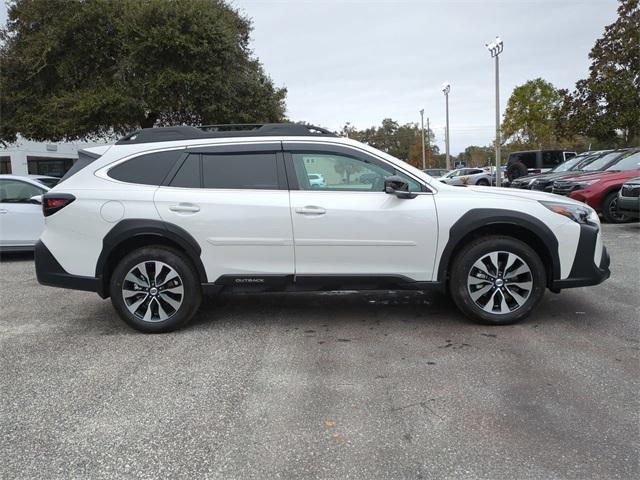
[169, 203, 200, 213]
[295, 206, 326, 215]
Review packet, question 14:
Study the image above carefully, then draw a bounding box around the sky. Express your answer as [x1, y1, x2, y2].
[1, 0, 620, 154]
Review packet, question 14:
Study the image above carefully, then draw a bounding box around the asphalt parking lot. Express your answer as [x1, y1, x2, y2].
[1, 223, 638, 480]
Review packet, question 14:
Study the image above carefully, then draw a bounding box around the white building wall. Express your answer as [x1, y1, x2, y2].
[0, 135, 110, 176]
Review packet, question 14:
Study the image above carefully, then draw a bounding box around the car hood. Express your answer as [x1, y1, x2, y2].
[560, 169, 640, 183]
[466, 184, 585, 205]
[623, 176, 640, 185]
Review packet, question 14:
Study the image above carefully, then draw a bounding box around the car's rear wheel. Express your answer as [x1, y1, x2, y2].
[449, 236, 546, 325]
[476, 178, 490, 186]
[110, 246, 202, 333]
[601, 190, 630, 223]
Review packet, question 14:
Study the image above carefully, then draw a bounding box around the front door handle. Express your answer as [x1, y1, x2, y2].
[295, 206, 326, 216]
[169, 203, 200, 213]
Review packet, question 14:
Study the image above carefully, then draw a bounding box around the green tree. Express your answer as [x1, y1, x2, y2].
[501, 78, 563, 148]
[0, 0, 287, 143]
[567, 0, 639, 146]
[340, 118, 436, 164]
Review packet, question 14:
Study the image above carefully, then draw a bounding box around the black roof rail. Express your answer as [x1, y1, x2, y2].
[116, 123, 337, 145]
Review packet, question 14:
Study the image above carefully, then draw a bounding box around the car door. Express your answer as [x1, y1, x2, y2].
[0, 179, 46, 248]
[284, 142, 438, 282]
[154, 143, 294, 283]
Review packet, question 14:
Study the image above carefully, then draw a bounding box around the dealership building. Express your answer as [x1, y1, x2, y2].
[0, 136, 110, 177]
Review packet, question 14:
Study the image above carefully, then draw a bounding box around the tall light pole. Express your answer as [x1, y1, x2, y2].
[442, 83, 451, 170]
[426, 117, 431, 167]
[486, 36, 504, 187]
[419, 109, 426, 170]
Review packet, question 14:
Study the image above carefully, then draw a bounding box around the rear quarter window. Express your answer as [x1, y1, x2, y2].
[108, 150, 183, 185]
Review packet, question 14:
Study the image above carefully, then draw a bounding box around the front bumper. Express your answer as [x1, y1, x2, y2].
[551, 223, 610, 290]
[35, 240, 106, 297]
[617, 195, 640, 218]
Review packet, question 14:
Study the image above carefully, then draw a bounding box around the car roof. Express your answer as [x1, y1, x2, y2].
[0, 174, 51, 189]
[65, 128, 446, 192]
[115, 123, 336, 145]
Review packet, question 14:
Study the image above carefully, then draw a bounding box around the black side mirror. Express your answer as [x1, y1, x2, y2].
[384, 176, 417, 199]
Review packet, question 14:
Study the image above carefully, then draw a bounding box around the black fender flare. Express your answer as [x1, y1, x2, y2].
[96, 219, 208, 285]
[436, 208, 561, 283]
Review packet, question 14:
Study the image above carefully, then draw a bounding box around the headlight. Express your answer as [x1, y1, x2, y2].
[575, 179, 600, 188]
[540, 201, 593, 224]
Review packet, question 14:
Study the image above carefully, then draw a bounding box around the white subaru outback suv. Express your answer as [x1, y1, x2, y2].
[35, 124, 610, 332]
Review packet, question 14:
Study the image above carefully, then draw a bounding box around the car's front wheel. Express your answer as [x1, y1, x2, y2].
[110, 246, 202, 333]
[449, 236, 546, 325]
[601, 190, 630, 223]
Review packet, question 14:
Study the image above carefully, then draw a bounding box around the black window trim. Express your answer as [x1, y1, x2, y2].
[282, 142, 432, 193]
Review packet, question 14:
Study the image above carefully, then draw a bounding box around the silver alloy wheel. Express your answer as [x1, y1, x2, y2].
[608, 196, 628, 222]
[122, 261, 184, 322]
[467, 251, 533, 315]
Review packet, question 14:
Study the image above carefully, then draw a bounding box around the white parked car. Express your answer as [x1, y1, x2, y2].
[307, 173, 326, 188]
[35, 124, 610, 332]
[439, 167, 494, 186]
[0, 175, 57, 252]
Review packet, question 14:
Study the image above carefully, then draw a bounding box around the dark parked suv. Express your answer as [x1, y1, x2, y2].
[506, 150, 576, 181]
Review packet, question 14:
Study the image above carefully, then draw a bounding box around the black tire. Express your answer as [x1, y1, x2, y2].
[476, 178, 490, 186]
[110, 246, 202, 333]
[601, 190, 630, 224]
[449, 236, 546, 325]
[507, 161, 527, 182]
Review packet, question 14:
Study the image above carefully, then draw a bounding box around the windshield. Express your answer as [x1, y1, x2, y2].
[605, 151, 640, 171]
[552, 155, 586, 172]
[580, 151, 625, 171]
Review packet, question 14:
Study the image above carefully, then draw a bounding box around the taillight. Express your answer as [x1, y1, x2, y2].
[42, 194, 75, 217]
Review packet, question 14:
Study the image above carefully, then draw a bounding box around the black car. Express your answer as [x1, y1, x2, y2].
[506, 149, 577, 181]
[528, 150, 616, 192]
[508, 152, 596, 189]
[617, 177, 640, 219]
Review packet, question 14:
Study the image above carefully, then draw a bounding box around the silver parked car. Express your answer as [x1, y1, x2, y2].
[439, 167, 494, 186]
[0, 174, 57, 252]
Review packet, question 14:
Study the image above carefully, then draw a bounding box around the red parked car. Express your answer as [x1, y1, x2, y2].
[552, 148, 640, 223]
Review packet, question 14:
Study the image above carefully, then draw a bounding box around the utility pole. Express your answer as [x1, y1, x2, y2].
[420, 109, 426, 170]
[426, 117, 431, 167]
[486, 36, 504, 187]
[442, 83, 451, 170]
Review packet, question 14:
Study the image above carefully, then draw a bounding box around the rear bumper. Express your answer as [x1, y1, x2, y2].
[35, 241, 106, 297]
[550, 223, 610, 289]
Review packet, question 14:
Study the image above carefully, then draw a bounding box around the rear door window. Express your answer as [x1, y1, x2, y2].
[202, 153, 279, 190]
[108, 150, 183, 185]
[517, 152, 538, 168]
